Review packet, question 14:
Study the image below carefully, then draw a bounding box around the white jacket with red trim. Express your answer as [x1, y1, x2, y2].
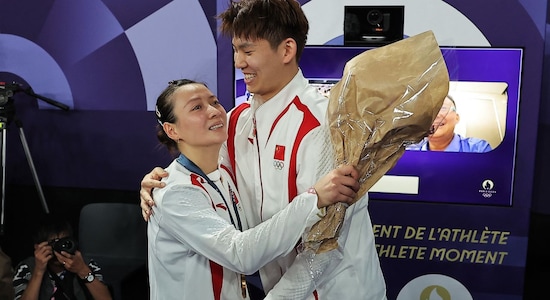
[222, 70, 387, 299]
[147, 159, 326, 300]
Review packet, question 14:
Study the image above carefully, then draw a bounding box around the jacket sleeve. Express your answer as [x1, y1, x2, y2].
[159, 186, 324, 275]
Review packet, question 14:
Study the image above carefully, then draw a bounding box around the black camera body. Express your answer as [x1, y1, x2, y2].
[49, 237, 78, 255]
[344, 6, 404, 46]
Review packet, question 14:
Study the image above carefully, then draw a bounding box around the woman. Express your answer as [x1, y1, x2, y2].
[147, 79, 360, 299]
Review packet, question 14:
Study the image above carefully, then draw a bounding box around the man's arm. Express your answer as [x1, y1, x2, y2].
[15, 242, 50, 300]
[139, 167, 168, 221]
[55, 251, 112, 300]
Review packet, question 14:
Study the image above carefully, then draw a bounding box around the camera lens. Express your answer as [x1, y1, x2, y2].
[52, 237, 77, 254]
[367, 10, 383, 25]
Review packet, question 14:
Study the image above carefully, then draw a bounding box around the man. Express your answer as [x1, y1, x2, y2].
[12, 215, 112, 300]
[140, 0, 387, 299]
[406, 95, 492, 152]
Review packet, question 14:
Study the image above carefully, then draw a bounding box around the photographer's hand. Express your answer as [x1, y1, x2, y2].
[54, 250, 90, 276]
[20, 242, 53, 300]
[54, 250, 113, 299]
[33, 241, 52, 273]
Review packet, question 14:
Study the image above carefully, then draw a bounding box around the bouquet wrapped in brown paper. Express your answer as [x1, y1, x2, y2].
[305, 30, 450, 253]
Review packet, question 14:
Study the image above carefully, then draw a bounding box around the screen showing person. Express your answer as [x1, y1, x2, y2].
[279, 46, 521, 206]
[406, 94, 493, 153]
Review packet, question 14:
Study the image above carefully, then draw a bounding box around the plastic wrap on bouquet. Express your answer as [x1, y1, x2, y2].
[305, 30, 450, 254]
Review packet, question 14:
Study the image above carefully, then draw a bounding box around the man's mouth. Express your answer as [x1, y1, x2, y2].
[244, 73, 256, 81]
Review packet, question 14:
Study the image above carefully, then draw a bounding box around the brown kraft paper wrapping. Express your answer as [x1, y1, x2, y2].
[305, 30, 450, 254]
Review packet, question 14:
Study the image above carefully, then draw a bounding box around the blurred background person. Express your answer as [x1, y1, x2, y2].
[12, 215, 112, 300]
[0, 246, 14, 300]
[407, 95, 492, 152]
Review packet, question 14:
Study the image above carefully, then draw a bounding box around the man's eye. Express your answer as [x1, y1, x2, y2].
[192, 105, 201, 111]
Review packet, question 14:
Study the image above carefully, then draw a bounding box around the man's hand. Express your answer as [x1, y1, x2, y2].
[54, 250, 89, 277]
[139, 167, 168, 221]
[313, 164, 360, 208]
[33, 242, 53, 273]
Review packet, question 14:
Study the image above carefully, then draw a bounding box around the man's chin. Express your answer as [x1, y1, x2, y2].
[49, 259, 63, 267]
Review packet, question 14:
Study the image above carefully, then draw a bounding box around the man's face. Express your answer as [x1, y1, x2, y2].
[231, 36, 289, 102]
[429, 97, 459, 140]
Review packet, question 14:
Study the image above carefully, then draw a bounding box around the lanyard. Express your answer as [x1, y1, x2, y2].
[176, 154, 243, 231]
[176, 154, 248, 298]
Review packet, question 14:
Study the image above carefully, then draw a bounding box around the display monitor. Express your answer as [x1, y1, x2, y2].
[234, 46, 523, 206]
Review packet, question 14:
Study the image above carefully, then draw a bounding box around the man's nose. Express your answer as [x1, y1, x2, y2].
[234, 52, 246, 69]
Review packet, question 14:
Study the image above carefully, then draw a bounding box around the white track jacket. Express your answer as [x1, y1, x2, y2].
[148, 158, 326, 300]
[222, 70, 387, 299]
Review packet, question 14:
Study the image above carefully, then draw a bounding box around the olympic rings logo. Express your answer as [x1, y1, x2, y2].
[273, 160, 284, 170]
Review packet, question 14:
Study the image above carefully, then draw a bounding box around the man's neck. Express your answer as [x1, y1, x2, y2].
[254, 67, 299, 105]
[428, 135, 453, 151]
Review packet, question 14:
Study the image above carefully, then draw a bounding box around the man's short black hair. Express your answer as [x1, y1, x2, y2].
[32, 213, 74, 244]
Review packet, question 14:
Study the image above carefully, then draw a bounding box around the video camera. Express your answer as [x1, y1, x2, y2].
[49, 236, 78, 255]
[0, 82, 21, 106]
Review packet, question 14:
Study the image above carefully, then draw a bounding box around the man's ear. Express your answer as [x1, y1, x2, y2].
[281, 38, 297, 64]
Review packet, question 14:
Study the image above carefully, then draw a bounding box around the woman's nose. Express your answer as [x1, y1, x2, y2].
[209, 104, 221, 116]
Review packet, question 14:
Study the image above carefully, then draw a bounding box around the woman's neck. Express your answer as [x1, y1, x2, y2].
[180, 146, 220, 174]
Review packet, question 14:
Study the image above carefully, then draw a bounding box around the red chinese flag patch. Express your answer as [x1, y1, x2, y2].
[274, 145, 285, 161]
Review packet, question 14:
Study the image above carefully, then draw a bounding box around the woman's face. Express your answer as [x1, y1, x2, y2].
[165, 83, 227, 148]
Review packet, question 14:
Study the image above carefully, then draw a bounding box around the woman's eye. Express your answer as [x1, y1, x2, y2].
[192, 105, 201, 111]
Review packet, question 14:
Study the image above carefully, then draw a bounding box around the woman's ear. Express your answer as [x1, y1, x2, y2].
[163, 122, 179, 141]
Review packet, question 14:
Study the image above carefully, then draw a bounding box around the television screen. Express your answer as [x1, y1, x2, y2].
[234, 46, 523, 206]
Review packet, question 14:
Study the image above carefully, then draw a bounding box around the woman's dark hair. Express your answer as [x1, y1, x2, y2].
[218, 0, 309, 61]
[155, 79, 207, 154]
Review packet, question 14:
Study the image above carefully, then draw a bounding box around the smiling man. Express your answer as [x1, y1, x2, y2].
[407, 95, 493, 152]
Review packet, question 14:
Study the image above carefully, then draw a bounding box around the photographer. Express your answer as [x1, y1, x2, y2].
[12, 214, 112, 300]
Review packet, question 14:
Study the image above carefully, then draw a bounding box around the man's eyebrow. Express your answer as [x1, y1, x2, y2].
[234, 41, 254, 50]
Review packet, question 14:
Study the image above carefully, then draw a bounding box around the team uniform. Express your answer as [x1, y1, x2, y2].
[147, 154, 326, 300]
[222, 70, 387, 299]
[406, 134, 493, 152]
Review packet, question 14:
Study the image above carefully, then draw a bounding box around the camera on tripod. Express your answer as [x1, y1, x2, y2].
[0, 80, 71, 235]
[0, 82, 21, 106]
[49, 236, 78, 255]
